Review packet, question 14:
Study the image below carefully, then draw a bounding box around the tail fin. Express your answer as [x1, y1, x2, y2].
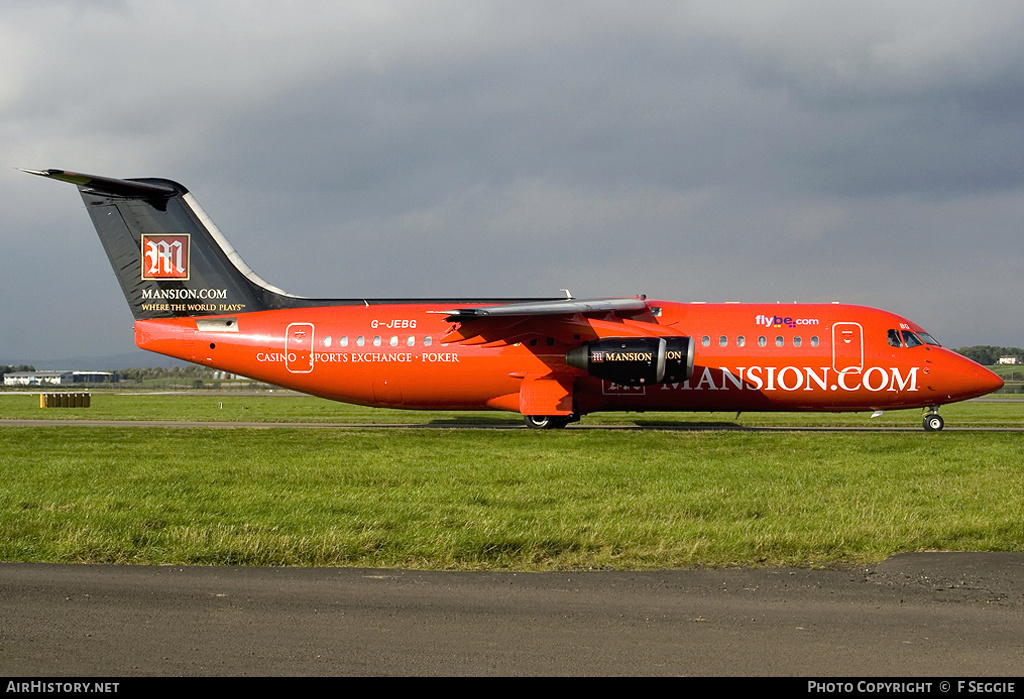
[22, 169, 300, 319]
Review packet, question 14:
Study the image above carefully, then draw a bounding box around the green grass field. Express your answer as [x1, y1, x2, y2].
[2, 392, 1022, 570]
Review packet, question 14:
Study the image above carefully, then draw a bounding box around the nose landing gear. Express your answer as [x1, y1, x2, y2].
[923, 408, 944, 432]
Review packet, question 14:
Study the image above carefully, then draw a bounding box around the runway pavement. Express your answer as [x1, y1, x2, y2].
[2, 553, 1023, 676]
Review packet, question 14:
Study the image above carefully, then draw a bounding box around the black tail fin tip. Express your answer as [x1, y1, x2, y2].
[22, 168, 299, 320]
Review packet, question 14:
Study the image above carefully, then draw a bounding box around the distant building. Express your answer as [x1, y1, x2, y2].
[998, 357, 1019, 365]
[213, 370, 242, 380]
[3, 371, 118, 386]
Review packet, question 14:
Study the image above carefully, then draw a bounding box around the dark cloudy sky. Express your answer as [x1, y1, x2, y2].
[4, 1, 1023, 362]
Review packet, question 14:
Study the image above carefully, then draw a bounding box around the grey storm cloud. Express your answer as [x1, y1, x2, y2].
[3, 1, 1023, 362]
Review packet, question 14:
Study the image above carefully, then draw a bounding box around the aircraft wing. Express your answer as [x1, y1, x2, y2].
[435, 297, 649, 321]
[437, 296, 674, 347]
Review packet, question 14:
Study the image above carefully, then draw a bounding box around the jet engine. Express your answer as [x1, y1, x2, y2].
[565, 336, 694, 386]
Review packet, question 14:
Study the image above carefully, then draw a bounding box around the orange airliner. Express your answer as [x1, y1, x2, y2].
[25, 168, 1003, 430]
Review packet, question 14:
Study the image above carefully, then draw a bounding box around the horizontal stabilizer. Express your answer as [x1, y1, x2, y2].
[19, 168, 180, 199]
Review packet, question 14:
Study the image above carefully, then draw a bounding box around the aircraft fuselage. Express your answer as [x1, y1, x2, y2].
[134, 300, 1001, 416]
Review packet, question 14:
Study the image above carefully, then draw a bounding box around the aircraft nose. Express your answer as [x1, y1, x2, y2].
[977, 365, 1005, 395]
[931, 350, 1004, 402]
[948, 354, 1003, 399]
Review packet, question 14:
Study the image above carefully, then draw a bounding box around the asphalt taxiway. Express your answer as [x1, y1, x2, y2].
[2, 553, 1022, 676]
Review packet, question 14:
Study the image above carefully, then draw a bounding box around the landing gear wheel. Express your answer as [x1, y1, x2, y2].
[923, 413, 944, 432]
[524, 415, 569, 429]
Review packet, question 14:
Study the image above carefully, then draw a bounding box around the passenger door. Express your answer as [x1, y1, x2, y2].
[832, 322, 863, 373]
[285, 323, 315, 373]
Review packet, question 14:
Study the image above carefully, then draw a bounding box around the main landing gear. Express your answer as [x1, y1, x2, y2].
[523, 414, 579, 429]
[923, 408, 944, 432]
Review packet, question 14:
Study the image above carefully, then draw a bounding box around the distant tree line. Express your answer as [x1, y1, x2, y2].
[955, 346, 1024, 365]
[118, 365, 219, 381]
[1, 364, 36, 377]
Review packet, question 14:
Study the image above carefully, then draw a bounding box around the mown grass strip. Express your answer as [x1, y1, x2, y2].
[2, 426, 1021, 570]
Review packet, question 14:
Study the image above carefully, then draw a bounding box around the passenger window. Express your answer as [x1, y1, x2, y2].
[776, 336, 784, 347]
[793, 336, 802, 347]
[356, 336, 365, 347]
[373, 336, 381, 347]
[407, 336, 415, 347]
[702, 336, 711, 347]
[340, 336, 349, 347]
[737, 336, 746, 347]
[719, 336, 728, 347]
[323, 336, 332, 348]
[424, 336, 433, 347]
[811, 336, 819, 347]
[758, 336, 767, 347]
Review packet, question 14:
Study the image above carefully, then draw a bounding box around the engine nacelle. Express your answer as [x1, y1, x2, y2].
[565, 336, 694, 386]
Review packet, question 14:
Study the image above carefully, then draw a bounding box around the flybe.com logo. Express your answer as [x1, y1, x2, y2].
[755, 314, 820, 328]
[142, 234, 190, 280]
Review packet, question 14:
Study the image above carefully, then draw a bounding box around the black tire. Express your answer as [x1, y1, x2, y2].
[923, 414, 944, 432]
[524, 415, 568, 429]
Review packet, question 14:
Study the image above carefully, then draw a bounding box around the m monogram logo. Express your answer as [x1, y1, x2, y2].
[142, 234, 190, 280]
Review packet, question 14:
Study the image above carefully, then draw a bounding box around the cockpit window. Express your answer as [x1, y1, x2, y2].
[889, 328, 942, 348]
[901, 330, 923, 348]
